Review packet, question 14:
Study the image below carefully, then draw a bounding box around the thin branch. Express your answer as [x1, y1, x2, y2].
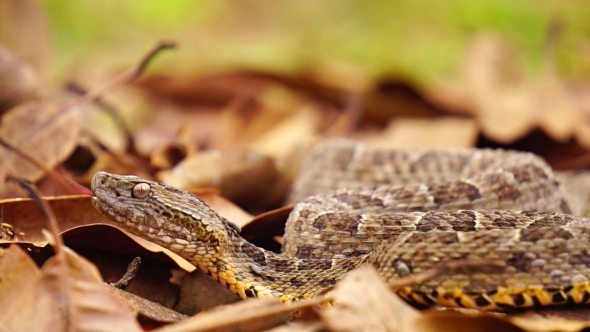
[7, 176, 64, 252]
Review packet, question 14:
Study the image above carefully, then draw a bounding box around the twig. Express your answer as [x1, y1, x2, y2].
[109, 257, 142, 289]
[66, 82, 135, 153]
[68, 41, 176, 109]
[6, 176, 64, 253]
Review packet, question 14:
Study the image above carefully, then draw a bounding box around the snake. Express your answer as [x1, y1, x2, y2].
[90, 139, 590, 311]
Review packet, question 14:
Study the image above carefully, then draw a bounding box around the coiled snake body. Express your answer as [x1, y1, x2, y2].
[91, 140, 590, 310]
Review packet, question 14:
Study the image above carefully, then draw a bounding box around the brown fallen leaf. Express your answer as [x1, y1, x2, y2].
[0, 195, 108, 243]
[367, 116, 478, 149]
[0, 244, 142, 332]
[173, 270, 240, 315]
[152, 297, 320, 332]
[157, 149, 279, 209]
[0, 245, 59, 331]
[108, 285, 189, 325]
[0, 101, 81, 196]
[320, 266, 422, 332]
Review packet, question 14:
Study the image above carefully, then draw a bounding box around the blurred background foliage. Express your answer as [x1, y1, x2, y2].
[41, 0, 590, 85]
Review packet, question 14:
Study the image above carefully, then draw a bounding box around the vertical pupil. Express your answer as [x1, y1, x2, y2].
[134, 184, 149, 198]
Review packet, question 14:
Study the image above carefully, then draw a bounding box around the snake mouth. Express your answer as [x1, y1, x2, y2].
[91, 195, 122, 224]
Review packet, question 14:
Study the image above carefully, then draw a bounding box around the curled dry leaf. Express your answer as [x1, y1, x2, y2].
[0, 244, 141, 332]
[0, 245, 58, 331]
[0, 195, 108, 243]
[367, 116, 478, 149]
[108, 285, 189, 324]
[173, 270, 240, 315]
[157, 149, 279, 208]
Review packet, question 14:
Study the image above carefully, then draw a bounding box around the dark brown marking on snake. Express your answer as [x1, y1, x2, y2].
[507, 253, 531, 273]
[247, 249, 268, 267]
[421, 294, 437, 305]
[532, 296, 542, 307]
[509, 165, 549, 183]
[568, 251, 590, 266]
[520, 227, 573, 242]
[289, 277, 305, 288]
[261, 274, 276, 282]
[479, 171, 522, 201]
[319, 278, 337, 288]
[475, 295, 492, 307]
[552, 291, 567, 303]
[339, 259, 359, 271]
[489, 213, 521, 228]
[295, 246, 315, 259]
[430, 181, 482, 205]
[313, 213, 359, 233]
[405, 232, 458, 245]
[245, 287, 257, 298]
[522, 212, 573, 228]
[416, 212, 477, 232]
[297, 259, 332, 271]
[582, 291, 590, 303]
[378, 215, 417, 234]
[266, 257, 293, 271]
[567, 295, 576, 305]
[513, 293, 526, 306]
[388, 185, 420, 202]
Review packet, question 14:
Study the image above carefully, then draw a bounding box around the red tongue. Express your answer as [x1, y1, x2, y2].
[66, 177, 95, 196]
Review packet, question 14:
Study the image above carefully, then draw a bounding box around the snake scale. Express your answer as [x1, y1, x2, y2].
[91, 139, 590, 311]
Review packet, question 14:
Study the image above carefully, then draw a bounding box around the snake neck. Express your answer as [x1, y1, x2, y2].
[180, 222, 367, 302]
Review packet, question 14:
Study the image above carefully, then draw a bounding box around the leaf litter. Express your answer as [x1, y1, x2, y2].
[2, 4, 590, 332]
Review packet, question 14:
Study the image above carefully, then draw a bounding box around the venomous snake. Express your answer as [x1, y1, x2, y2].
[91, 139, 590, 311]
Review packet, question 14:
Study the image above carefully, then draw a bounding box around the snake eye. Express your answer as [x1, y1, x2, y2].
[132, 183, 151, 198]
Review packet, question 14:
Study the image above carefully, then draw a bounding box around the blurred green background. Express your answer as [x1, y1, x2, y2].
[37, 0, 590, 84]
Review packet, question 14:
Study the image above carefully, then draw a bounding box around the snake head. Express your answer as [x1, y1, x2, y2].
[91, 171, 229, 250]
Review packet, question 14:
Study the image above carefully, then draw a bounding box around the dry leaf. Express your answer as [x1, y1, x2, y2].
[109, 285, 189, 324]
[0, 244, 141, 331]
[174, 270, 240, 315]
[320, 266, 422, 332]
[0, 195, 108, 243]
[153, 297, 317, 332]
[0, 101, 81, 194]
[157, 149, 279, 208]
[367, 116, 478, 149]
